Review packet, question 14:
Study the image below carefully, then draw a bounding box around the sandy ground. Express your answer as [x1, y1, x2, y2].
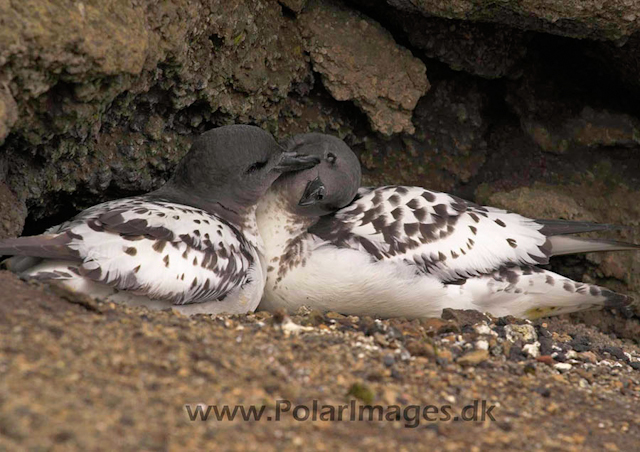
[0, 271, 638, 451]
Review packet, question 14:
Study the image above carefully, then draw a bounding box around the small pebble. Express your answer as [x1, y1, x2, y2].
[473, 323, 494, 336]
[554, 363, 572, 372]
[505, 324, 537, 343]
[600, 346, 629, 363]
[457, 349, 489, 366]
[536, 355, 555, 366]
[523, 342, 541, 358]
[578, 351, 597, 364]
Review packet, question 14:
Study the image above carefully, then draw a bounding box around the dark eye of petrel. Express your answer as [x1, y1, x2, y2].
[245, 160, 268, 174]
[326, 152, 337, 164]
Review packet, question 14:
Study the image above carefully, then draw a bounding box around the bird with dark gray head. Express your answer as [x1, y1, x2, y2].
[257, 133, 639, 320]
[261, 133, 362, 218]
[0, 124, 320, 315]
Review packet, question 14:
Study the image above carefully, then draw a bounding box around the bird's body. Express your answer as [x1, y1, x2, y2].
[1, 125, 320, 315]
[257, 137, 638, 320]
[5, 197, 265, 315]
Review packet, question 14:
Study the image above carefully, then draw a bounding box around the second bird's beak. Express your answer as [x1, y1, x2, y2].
[298, 177, 326, 206]
[274, 152, 321, 172]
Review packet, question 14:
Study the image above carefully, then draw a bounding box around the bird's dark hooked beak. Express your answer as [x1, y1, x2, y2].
[274, 152, 321, 172]
[298, 176, 326, 206]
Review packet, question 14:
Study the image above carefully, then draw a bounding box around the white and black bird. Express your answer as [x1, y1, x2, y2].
[0, 125, 320, 315]
[257, 133, 639, 319]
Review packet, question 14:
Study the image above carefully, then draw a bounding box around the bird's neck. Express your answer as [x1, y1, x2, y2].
[256, 190, 317, 258]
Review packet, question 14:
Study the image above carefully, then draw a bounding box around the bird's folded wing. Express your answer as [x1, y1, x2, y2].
[309, 186, 550, 282]
[2, 198, 254, 304]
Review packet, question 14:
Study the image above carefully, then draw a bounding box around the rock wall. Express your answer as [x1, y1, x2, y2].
[0, 0, 639, 301]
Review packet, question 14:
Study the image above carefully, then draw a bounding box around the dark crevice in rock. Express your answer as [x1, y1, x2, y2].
[208, 33, 225, 48]
[279, 3, 298, 20]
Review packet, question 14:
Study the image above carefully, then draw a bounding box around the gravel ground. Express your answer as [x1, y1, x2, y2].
[0, 271, 638, 451]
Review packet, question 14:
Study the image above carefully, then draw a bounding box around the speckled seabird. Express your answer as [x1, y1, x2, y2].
[257, 133, 639, 319]
[0, 125, 320, 315]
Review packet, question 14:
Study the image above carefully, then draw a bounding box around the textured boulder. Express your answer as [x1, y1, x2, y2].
[0, 183, 27, 240]
[0, 87, 17, 146]
[506, 56, 640, 154]
[400, 17, 530, 79]
[527, 108, 640, 154]
[299, 0, 429, 135]
[1, 0, 311, 220]
[358, 74, 489, 190]
[279, 0, 308, 14]
[479, 185, 597, 222]
[386, 0, 640, 40]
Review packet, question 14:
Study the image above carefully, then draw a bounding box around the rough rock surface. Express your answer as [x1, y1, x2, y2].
[0, 87, 17, 145]
[358, 74, 489, 190]
[0, 183, 26, 239]
[506, 59, 640, 154]
[400, 17, 530, 79]
[279, 0, 309, 14]
[519, 107, 640, 155]
[349, 0, 531, 79]
[1, 0, 311, 219]
[585, 33, 640, 96]
[300, 0, 429, 135]
[385, 0, 640, 40]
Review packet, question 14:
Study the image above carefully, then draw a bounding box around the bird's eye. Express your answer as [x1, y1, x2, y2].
[327, 152, 337, 164]
[245, 160, 268, 174]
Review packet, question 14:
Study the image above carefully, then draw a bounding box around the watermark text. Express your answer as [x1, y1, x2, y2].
[185, 399, 496, 428]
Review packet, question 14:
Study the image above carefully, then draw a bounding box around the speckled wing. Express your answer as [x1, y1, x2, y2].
[4, 197, 255, 304]
[309, 186, 551, 282]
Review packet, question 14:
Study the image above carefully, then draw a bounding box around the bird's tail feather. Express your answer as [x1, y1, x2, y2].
[536, 219, 622, 236]
[451, 266, 635, 320]
[1, 255, 44, 273]
[548, 236, 640, 256]
[0, 234, 80, 260]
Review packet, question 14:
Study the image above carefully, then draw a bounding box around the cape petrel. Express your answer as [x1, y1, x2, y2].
[257, 133, 638, 319]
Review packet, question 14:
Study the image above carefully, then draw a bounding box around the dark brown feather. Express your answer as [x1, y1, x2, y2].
[0, 233, 81, 261]
[536, 219, 622, 236]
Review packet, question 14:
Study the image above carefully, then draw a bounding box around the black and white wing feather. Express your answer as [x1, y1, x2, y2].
[0, 197, 255, 304]
[309, 186, 553, 282]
